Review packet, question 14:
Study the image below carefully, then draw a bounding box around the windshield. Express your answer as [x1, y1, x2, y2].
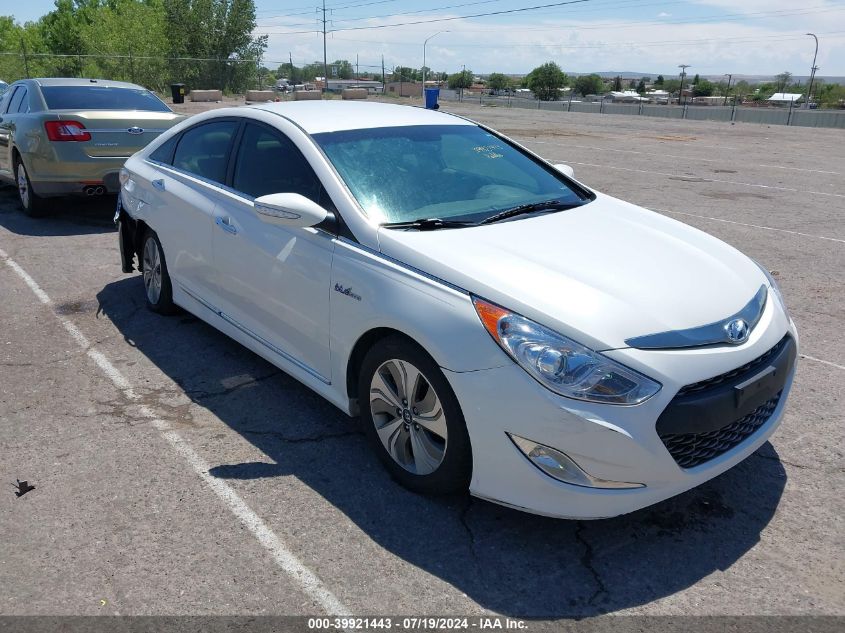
[313, 124, 591, 224]
[41, 86, 171, 112]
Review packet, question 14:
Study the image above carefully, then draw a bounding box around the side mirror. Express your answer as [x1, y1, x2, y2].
[254, 193, 327, 228]
[553, 163, 575, 179]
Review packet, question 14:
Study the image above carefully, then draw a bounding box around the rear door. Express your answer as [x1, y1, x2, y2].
[0, 85, 25, 177]
[142, 119, 240, 304]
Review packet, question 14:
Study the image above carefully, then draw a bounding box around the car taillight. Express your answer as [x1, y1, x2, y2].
[44, 120, 91, 142]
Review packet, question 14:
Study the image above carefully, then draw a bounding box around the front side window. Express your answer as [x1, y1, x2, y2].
[232, 123, 321, 202]
[313, 124, 591, 224]
[41, 86, 171, 112]
[172, 121, 238, 184]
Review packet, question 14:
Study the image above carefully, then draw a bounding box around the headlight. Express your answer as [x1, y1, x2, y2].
[473, 297, 661, 405]
[755, 261, 788, 315]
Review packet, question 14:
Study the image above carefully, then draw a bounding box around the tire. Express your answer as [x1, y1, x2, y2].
[140, 229, 177, 315]
[15, 158, 48, 217]
[359, 335, 472, 494]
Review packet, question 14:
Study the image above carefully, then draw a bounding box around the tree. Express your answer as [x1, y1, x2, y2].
[655, 74, 664, 85]
[526, 61, 567, 101]
[775, 71, 792, 92]
[487, 72, 511, 92]
[692, 73, 700, 85]
[573, 73, 603, 97]
[662, 78, 681, 94]
[693, 79, 715, 97]
[447, 69, 473, 90]
[636, 78, 646, 93]
[612, 75, 622, 91]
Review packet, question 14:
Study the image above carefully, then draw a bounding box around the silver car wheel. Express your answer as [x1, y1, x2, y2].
[369, 358, 448, 475]
[142, 237, 162, 305]
[16, 163, 29, 209]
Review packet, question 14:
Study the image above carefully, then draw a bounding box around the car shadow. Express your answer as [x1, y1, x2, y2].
[0, 185, 117, 236]
[96, 275, 787, 618]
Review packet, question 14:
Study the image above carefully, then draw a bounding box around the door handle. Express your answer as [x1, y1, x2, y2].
[152, 178, 165, 191]
[215, 216, 238, 235]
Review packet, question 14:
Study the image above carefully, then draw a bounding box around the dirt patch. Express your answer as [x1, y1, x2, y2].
[56, 299, 100, 315]
[641, 135, 698, 142]
[700, 191, 774, 201]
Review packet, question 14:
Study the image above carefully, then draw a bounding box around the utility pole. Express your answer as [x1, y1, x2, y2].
[356, 54, 359, 80]
[289, 51, 293, 83]
[678, 64, 690, 105]
[381, 55, 385, 94]
[723, 73, 732, 106]
[321, 0, 328, 94]
[20, 37, 30, 78]
[806, 33, 819, 108]
[461, 63, 466, 102]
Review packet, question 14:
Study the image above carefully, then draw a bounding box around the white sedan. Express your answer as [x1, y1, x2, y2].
[116, 102, 797, 519]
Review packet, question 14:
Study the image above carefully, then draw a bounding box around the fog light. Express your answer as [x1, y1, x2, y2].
[508, 434, 644, 489]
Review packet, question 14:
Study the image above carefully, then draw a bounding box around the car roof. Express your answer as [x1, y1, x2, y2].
[33, 78, 147, 90]
[251, 101, 474, 135]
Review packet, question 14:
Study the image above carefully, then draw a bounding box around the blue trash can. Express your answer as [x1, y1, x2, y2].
[424, 88, 440, 110]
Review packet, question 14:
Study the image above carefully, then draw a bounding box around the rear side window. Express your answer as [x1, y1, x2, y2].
[6, 87, 25, 114]
[232, 123, 321, 201]
[41, 86, 171, 112]
[14, 88, 29, 113]
[149, 135, 178, 165]
[172, 121, 238, 184]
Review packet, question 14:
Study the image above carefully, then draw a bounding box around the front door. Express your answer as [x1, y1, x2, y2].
[211, 121, 335, 381]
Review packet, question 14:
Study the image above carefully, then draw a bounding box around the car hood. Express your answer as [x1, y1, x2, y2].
[376, 192, 766, 351]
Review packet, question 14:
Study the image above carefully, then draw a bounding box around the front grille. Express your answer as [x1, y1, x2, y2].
[659, 393, 781, 469]
[678, 335, 790, 396]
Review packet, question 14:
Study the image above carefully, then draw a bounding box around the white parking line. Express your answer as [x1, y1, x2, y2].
[552, 159, 845, 199]
[651, 209, 845, 244]
[800, 355, 845, 371]
[520, 139, 840, 175]
[0, 246, 351, 617]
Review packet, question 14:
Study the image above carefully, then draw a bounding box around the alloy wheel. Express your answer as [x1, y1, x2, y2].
[16, 164, 29, 209]
[142, 237, 163, 305]
[369, 358, 448, 475]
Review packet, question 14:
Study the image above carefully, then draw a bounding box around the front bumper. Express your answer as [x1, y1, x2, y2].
[446, 292, 797, 519]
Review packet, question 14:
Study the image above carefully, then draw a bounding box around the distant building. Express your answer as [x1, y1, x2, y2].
[606, 90, 647, 103]
[692, 96, 725, 106]
[768, 93, 803, 105]
[323, 79, 383, 94]
[645, 90, 671, 104]
[385, 82, 422, 97]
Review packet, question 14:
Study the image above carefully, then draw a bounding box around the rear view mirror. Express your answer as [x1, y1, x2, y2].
[254, 193, 327, 228]
[553, 163, 575, 179]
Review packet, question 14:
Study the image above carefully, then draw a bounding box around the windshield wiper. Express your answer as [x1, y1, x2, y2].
[478, 199, 578, 225]
[382, 217, 476, 231]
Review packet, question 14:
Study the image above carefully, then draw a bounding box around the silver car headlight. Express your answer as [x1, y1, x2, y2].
[754, 261, 788, 315]
[473, 297, 661, 405]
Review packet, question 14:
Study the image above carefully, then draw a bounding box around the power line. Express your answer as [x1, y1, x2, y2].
[257, 0, 593, 34]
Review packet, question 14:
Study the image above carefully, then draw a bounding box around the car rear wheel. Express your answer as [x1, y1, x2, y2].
[15, 159, 48, 217]
[359, 335, 472, 494]
[141, 230, 177, 315]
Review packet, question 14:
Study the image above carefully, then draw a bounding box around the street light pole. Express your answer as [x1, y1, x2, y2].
[423, 31, 447, 101]
[806, 33, 819, 109]
[678, 64, 690, 106]
[723, 73, 732, 107]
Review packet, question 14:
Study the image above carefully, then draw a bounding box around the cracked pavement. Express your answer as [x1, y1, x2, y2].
[0, 108, 843, 619]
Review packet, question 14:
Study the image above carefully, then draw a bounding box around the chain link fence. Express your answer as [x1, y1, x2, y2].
[438, 89, 845, 129]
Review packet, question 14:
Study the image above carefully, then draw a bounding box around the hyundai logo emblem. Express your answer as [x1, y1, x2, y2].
[127, 126, 144, 135]
[725, 318, 750, 344]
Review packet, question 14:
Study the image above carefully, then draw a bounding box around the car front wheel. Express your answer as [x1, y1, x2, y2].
[359, 336, 472, 494]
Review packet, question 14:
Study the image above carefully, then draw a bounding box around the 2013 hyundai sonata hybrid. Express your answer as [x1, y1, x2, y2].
[116, 101, 797, 519]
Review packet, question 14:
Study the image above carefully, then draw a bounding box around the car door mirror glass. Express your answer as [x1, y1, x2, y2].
[553, 163, 575, 179]
[254, 193, 328, 228]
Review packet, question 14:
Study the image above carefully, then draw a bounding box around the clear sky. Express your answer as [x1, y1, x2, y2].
[10, 0, 845, 77]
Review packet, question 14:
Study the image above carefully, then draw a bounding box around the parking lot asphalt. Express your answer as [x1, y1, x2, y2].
[0, 104, 842, 619]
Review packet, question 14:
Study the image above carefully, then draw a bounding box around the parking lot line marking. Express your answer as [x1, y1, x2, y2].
[650, 209, 845, 244]
[553, 159, 845, 199]
[0, 246, 352, 617]
[520, 139, 840, 175]
[801, 355, 845, 371]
